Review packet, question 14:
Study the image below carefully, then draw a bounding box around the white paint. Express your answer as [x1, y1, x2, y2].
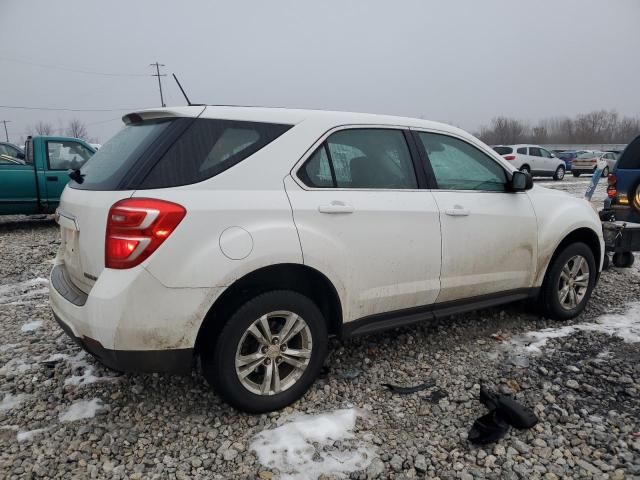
[508, 302, 640, 355]
[0, 393, 28, 411]
[250, 409, 375, 480]
[20, 320, 43, 332]
[59, 398, 106, 422]
[219, 226, 253, 260]
[17, 428, 48, 442]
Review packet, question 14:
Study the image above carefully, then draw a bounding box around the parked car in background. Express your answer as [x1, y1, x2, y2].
[0, 135, 95, 215]
[571, 151, 617, 177]
[557, 150, 589, 171]
[604, 135, 640, 223]
[50, 106, 603, 412]
[0, 142, 25, 165]
[492, 144, 566, 180]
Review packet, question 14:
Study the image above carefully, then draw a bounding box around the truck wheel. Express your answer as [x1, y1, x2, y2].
[601, 166, 610, 178]
[553, 165, 565, 181]
[540, 242, 596, 321]
[613, 252, 635, 268]
[572, 171, 581, 177]
[202, 290, 328, 413]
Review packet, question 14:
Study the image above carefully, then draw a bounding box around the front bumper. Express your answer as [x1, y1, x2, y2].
[50, 262, 217, 374]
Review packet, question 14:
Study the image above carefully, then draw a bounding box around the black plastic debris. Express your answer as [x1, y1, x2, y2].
[468, 385, 538, 445]
[382, 380, 436, 394]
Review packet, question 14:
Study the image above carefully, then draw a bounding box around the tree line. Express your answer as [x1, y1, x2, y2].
[475, 110, 640, 146]
[21, 119, 95, 144]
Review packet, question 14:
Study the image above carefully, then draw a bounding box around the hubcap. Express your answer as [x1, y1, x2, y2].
[558, 255, 590, 310]
[557, 167, 564, 179]
[235, 311, 312, 396]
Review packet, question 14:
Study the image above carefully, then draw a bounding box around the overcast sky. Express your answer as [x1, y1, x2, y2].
[0, 0, 638, 144]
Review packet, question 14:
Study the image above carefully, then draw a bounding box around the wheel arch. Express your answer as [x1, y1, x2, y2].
[538, 227, 602, 287]
[194, 263, 343, 355]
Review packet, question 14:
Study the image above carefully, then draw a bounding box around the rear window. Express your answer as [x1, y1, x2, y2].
[577, 152, 599, 159]
[71, 118, 291, 190]
[492, 146, 513, 155]
[617, 136, 640, 169]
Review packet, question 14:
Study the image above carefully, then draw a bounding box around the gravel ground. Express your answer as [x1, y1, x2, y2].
[1, 176, 639, 479]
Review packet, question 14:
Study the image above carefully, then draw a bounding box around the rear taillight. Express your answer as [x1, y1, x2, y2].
[607, 173, 617, 199]
[504, 155, 516, 160]
[105, 198, 186, 269]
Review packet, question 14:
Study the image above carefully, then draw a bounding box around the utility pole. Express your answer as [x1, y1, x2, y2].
[1, 120, 10, 142]
[149, 62, 167, 107]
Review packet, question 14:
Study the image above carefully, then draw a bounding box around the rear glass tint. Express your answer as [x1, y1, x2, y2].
[71, 119, 175, 190]
[492, 146, 513, 155]
[139, 119, 291, 189]
[71, 118, 291, 190]
[617, 136, 640, 169]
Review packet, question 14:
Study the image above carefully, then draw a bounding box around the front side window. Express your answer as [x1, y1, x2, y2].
[417, 132, 507, 191]
[540, 148, 552, 158]
[47, 141, 94, 170]
[298, 128, 417, 189]
[529, 147, 542, 157]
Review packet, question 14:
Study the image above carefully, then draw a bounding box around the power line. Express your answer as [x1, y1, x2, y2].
[150, 62, 167, 107]
[0, 104, 146, 112]
[0, 55, 149, 77]
[1, 120, 10, 142]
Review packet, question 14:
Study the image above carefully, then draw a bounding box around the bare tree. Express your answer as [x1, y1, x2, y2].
[30, 121, 54, 136]
[65, 119, 89, 139]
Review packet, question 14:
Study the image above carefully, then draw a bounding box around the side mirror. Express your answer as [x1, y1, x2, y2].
[511, 171, 533, 191]
[16, 152, 25, 160]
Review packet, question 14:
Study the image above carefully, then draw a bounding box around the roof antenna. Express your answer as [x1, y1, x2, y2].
[172, 73, 193, 106]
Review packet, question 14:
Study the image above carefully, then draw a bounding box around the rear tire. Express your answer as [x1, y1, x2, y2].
[613, 252, 635, 268]
[572, 171, 581, 177]
[601, 166, 610, 178]
[539, 242, 596, 321]
[553, 165, 565, 181]
[202, 290, 328, 413]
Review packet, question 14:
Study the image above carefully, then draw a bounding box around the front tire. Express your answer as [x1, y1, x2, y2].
[202, 290, 328, 413]
[539, 242, 596, 320]
[553, 165, 565, 181]
[520, 165, 530, 174]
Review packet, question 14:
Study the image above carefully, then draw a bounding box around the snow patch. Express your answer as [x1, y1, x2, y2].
[508, 302, 640, 355]
[17, 428, 48, 442]
[0, 343, 19, 352]
[0, 358, 32, 376]
[0, 278, 49, 306]
[49, 351, 118, 386]
[21, 320, 43, 332]
[0, 393, 28, 411]
[59, 398, 106, 422]
[250, 409, 375, 480]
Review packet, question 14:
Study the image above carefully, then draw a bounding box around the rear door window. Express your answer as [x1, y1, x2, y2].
[529, 147, 542, 157]
[517, 147, 527, 154]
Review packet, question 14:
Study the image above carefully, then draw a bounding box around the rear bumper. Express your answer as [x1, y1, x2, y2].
[52, 311, 193, 374]
[49, 260, 218, 374]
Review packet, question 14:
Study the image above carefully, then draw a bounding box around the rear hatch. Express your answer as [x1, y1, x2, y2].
[57, 108, 205, 293]
[613, 135, 640, 212]
[57, 106, 293, 293]
[572, 152, 600, 170]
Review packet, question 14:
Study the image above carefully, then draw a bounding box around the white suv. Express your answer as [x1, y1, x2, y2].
[493, 144, 566, 180]
[50, 107, 604, 412]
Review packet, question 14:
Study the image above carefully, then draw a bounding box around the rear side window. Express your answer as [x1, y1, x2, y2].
[517, 147, 527, 154]
[617, 137, 640, 169]
[72, 118, 291, 190]
[46, 141, 94, 170]
[298, 128, 418, 189]
[140, 119, 291, 189]
[493, 146, 512, 155]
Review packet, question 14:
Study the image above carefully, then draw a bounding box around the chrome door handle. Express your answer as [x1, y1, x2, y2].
[318, 201, 354, 214]
[445, 205, 470, 216]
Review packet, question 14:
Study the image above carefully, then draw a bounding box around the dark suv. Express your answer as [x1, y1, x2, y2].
[605, 135, 640, 223]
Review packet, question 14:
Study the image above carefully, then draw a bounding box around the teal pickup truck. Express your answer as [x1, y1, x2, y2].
[0, 136, 95, 215]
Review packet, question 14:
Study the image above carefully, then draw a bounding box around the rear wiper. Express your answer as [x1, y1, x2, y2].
[68, 169, 85, 184]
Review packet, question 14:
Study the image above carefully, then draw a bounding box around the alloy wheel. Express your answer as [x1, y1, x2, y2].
[557, 255, 590, 310]
[234, 311, 313, 395]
